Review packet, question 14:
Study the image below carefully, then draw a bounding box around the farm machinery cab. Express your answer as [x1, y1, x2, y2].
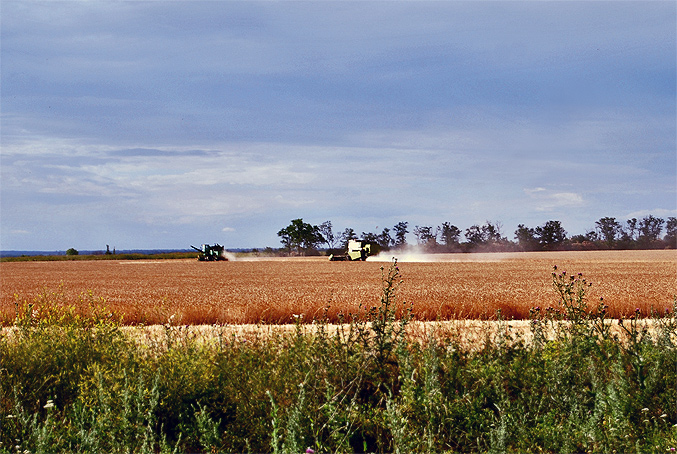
[191, 244, 228, 261]
[329, 239, 372, 261]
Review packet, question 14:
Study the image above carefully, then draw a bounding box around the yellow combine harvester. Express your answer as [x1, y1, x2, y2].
[329, 239, 372, 261]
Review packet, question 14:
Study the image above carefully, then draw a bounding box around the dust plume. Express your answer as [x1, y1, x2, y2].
[367, 246, 514, 263]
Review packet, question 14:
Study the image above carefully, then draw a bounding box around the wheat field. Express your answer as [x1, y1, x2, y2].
[1, 250, 675, 325]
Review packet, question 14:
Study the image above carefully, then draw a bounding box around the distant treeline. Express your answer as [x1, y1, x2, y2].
[0, 251, 196, 262]
[277, 215, 677, 255]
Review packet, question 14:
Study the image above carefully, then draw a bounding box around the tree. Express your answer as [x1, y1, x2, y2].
[534, 220, 567, 250]
[413, 225, 436, 248]
[595, 217, 622, 248]
[66, 248, 79, 256]
[339, 227, 358, 251]
[318, 221, 340, 251]
[465, 221, 505, 249]
[482, 221, 504, 243]
[622, 218, 639, 242]
[464, 224, 485, 247]
[514, 224, 539, 251]
[277, 219, 324, 255]
[665, 217, 677, 248]
[377, 228, 394, 250]
[393, 222, 409, 247]
[637, 215, 664, 246]
[440, 222, 461, 250]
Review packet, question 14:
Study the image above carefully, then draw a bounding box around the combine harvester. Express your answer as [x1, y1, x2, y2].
[329, 239, 372, 261]
[190, 244, 229, 261]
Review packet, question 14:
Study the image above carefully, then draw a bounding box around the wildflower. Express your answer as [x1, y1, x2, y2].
[43, 400, 54, 409]
[306, 449, 315, 454]
[641, 407, 649, 412]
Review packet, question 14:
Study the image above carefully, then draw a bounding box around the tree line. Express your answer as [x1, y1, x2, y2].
[276, 215, 677, 255]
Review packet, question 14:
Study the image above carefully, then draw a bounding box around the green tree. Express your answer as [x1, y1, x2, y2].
[413, 225, 436, 248]
[637, 215, 664, 247]
[663, 217, 677, 248]
[514, 224, 539, 251]
[277, 219, 324, 255]
[440, 222, 461, 250]
[535, 220, 567, 250]
[318, 221, 340, 251]
[377, 227, 394, 250]
[595, 217, 622, 248]
[622, 218, 639, 242]
[481, 221, 504, 243]
[465, 221, 505, 249]
[464, 224, 485, 246]
[393, 222, 409, 247]
[65, 248, 79, 256]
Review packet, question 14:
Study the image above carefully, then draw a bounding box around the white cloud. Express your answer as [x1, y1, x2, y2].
[524, 188, 585, 212]
[625, 209, 677, 219]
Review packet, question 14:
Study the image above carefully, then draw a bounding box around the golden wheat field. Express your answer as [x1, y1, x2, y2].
[1, 250, 675, 325]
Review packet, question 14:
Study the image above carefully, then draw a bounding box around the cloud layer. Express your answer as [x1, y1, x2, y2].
[1, 1, 675, 250]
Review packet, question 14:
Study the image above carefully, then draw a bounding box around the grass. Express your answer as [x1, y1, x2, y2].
[1, 261, 676, 453]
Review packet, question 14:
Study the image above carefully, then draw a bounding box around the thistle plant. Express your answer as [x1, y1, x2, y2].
[552, 266, 591, 325]
[366, 259, 412, 365]
[550, 266, 611, 339]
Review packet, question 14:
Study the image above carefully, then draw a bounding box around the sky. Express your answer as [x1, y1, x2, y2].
[1, 1, 675, 251]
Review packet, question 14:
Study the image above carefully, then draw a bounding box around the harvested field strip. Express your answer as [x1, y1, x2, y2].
[1, 250, 675, 325]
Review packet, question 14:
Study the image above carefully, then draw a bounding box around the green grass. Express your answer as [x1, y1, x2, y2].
[1, 262, 676, 453]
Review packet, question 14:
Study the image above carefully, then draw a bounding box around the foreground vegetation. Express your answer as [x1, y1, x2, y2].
[1, 263, 676, 453]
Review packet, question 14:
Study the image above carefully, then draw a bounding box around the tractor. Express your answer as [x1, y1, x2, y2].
[191, 244, 228, 261]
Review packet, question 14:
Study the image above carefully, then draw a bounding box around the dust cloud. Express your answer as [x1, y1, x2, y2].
[367, 246, 515, 263]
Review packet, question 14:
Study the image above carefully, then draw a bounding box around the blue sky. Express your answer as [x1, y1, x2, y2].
[1, 1, 675, 250]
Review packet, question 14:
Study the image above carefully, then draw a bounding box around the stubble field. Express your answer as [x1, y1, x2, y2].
[2, 250, 675, 325]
